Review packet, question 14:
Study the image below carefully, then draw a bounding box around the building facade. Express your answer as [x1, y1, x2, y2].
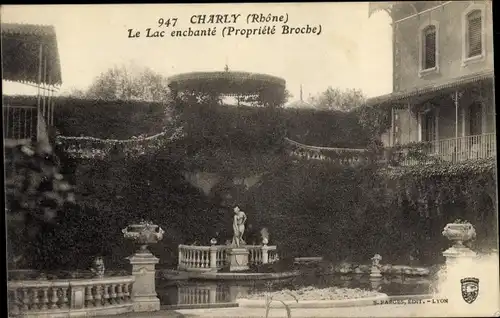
[368, 1, 495, 163]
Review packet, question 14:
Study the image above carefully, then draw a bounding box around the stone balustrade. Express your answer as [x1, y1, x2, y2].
[177, 283, 231, 305]
[178, 244, 278, 272]
[7, 275, 135, 317]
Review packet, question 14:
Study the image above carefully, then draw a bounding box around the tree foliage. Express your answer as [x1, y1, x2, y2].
[68, 63, 171, 103]
[308, 87, 366, 112]
[6, 139, 75, 268]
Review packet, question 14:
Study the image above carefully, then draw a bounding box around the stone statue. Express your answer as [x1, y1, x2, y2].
[232, 206, 247, 247]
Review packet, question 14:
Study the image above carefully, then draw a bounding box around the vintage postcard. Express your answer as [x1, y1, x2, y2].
[3, 2, 498, 318]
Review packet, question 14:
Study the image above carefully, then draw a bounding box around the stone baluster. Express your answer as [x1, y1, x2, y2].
[40, 287, 49, 310]
[61, 287, 69, 308]
[32, 289, 40, 310]
[120, 284, 127, 302]
[102, 284, 110, 305]
[50, 288, 59, 309]
[94, 285, 103, 307]
[201, 251, 207, 268]
[196, 288, 200, 304]
[21, 289, 29, 311]
[216, 250, 222, 267]
[116, 284, 123, 303]
[85, 286, 94, 307]
[110, 284, 117, 304]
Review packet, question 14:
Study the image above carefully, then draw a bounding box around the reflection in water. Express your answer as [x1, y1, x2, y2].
[157, 274, 432, 306]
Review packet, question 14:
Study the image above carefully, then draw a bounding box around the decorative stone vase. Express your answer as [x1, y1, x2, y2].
[262, 237, 269, 246]
[210, 238, 217, 246]
[442, 222, 476, 247]
[122, 221, 164, 254]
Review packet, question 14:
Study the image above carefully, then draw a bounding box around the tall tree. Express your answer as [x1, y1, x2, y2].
[82, 63, 171, 102]
[308, 87, 366, 112]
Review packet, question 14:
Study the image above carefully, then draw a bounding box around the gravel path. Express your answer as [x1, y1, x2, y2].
[245, 286, 385, 301]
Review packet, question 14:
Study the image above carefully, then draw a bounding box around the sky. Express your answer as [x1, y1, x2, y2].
[1, 3, 392, 101]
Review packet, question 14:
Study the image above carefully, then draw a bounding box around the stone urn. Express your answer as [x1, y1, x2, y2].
[122, 221, 164, 254]
[442, 221, 476, 248]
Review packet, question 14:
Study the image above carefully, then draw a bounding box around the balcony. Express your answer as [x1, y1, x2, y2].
[393, 133, 496, 166]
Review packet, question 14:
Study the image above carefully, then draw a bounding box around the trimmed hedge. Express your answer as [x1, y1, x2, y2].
[3, 96, 169, 139]
[3, 95, 373, 148]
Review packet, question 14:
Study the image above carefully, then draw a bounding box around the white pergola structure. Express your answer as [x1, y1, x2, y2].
[2, 23, 62, 146]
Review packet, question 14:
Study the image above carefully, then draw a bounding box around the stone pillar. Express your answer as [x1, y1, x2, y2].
[128, 252, 160, 312]
[261, 245, 269, 264]
[227, 248, 249, 272]
[209, 245, 218, 271]
[178, 247, 183, 270]
[207, 283, 217, 303]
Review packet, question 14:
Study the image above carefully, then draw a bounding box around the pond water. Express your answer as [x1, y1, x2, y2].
[156, 274, 433, 306]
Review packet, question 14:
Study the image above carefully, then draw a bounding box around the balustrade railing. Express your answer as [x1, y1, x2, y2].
[178, 245, 213, 272]
[178, 244, 278, 272]
[7, 276, 135, 317]
[396, 133, 496, 166]
[3, 106, 38, 142]
[177, 284, 231, 305]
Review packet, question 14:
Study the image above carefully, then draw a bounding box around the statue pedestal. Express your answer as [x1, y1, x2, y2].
[227, 248, 249, 272]
[370, 267, 382, 279]
[442, 245, 477, 267]
[127, 252, 160, 312]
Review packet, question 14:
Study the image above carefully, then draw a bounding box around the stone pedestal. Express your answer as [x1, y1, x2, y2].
[442, 245, 477, 266]
[209, 246, 218, 271]
[227, 248, 249, 272]
[128, 252, 160, 312]
[261, 245, 269, 264]
[370, 266, 382, 279]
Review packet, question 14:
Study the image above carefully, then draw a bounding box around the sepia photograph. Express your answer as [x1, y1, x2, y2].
[2, 2, 498, 317]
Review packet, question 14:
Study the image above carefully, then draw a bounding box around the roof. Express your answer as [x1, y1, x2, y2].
[1, 23, 62, 85]
[367, 70, 494, 106]
[167, 71, 285, 95]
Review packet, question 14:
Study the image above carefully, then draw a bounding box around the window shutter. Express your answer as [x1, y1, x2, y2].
[468, 10, 482, 57]
[423, 26, 436, 69]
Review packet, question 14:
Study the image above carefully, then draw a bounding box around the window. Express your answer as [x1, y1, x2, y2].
[422, 25, 437, 70]
[466, 10, 482, 58]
